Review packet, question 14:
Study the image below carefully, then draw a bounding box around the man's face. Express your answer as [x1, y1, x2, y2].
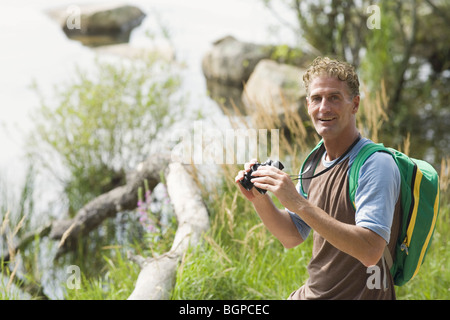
[307, 75, 360, 139]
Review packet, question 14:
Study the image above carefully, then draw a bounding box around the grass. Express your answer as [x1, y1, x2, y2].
[63, 249, 141, 300]
[171, 185, 314, 300]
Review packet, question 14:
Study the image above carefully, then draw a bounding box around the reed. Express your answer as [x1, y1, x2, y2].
[1, 210, 25, 299]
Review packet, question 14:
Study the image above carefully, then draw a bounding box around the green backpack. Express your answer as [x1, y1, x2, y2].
[300, 141, 440, 286]
[349, 143, 440, 286]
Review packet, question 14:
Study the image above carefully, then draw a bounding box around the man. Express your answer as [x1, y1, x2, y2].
[235, 57, 401, 299]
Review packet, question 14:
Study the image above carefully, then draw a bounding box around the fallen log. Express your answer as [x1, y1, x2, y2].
[0, 153, 167, 262]
[127, 162, 210, 300]
[1, 155, 209, 300]
[48, 154, 170, 256]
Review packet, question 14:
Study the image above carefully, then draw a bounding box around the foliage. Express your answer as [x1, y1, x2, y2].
[62, 181, 177, 300]
[262, 0, 450, 162]
[63, 249, 141, 300]
[29, 55, 183, 215]
[0, 50, 185, 300]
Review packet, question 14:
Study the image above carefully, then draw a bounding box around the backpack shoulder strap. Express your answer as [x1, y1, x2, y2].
[299, 140, 325, 198]
[348, 143, 392, 210]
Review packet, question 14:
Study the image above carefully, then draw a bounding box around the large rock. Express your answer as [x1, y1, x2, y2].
[48, 4, 146, 46]
[242, 59, 307, 117]
[202, 36, 272, 87]
[68, 4, 145, 34]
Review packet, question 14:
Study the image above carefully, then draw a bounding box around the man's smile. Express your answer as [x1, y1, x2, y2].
[318, 116, 337, 122]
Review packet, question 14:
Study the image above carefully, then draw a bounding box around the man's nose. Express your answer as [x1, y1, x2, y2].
[318, 98, 332, 112]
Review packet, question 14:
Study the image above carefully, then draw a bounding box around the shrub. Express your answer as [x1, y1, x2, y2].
[29, 54, 184, 215]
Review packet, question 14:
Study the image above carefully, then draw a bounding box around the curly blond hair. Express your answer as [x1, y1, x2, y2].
[302, 57, 360, 97]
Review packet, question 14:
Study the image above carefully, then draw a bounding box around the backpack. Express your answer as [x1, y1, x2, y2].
[299, 141, 440, 286]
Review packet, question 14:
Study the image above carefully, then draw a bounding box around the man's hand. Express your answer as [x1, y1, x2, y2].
[234, 159, 266, 202]
[249, 165, 300, 211]
[235, 159, 300, 210]
[234, 159, 305, 248]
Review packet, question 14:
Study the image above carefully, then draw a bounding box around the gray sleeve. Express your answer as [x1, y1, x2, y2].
[287, 210, 311, 241]
[286, 180, 311, 240]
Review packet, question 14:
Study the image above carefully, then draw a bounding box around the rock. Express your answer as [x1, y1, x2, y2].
[47, 4, 146, 46]
[242, 59, 307, 118]
[65, 4, 145, 34]
[201, 36, 273, 87]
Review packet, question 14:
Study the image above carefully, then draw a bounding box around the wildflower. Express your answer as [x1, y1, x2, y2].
[137, 186, 157, 233]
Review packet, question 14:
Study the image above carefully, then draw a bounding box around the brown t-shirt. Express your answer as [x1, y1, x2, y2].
[288, 157, 401, 300]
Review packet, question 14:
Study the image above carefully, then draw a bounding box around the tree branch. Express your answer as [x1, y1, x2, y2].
[49, 153, 171, 257]
[127, 162, 210, 300]
[389, 0, 418, 112]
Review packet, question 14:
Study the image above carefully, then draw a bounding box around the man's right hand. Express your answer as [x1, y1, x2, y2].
[234, 160, 304, 249]
[234, 159, 266, 202]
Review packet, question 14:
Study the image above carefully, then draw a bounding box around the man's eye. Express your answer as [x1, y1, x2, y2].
[330, 95, 340, 101]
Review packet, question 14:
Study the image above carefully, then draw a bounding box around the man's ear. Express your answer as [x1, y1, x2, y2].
[352, 95, 360, 114]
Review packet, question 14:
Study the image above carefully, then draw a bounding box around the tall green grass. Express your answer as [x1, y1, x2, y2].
[171, 184, 313, 300]
[63, 249, 141, 300]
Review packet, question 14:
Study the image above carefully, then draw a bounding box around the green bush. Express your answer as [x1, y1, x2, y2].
[29, 55, 183, 215]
